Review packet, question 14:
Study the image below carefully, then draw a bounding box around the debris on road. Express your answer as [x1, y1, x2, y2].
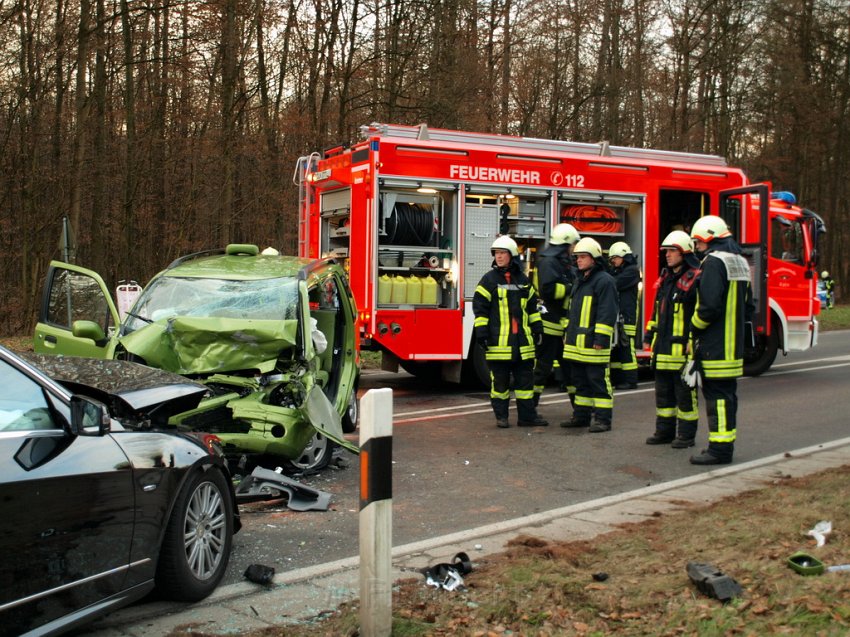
[244, 564, 275, 586]
[234, 466, 332, 511]
[787, 551, 825, 575]
[421, 552, 473, 592]
[686, 562, 743, 601]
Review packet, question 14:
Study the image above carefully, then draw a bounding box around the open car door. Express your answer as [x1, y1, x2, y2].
[297, 277, 358, 454]
[33, 262, 121, 359]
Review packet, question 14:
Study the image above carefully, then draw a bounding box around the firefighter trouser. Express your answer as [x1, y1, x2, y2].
[610, 334, 638, 386]
[701, 378, 737, 460]
[558, 359, 576, 409]
[488, 358, 536, 423]
[654, 369, 699, 440]
[571, 361, 612, 425]
[533, 332, 568, 403]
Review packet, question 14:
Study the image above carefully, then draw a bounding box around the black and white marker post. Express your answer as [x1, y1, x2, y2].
[358, 388, 393, 635]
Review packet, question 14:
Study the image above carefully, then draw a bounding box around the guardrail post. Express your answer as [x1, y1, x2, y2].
[359, 388, 393, 636]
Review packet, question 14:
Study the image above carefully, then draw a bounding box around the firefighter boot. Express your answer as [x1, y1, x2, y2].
[496, 419, 510, 429]
[646, 420, 675, 444]
[690, 442, 733, 465]
[518, 416, 549, 427]
[560, 415, 589, 428]
[616, 368, 638, 390]
[589, 419, 611, 433]
[671, 421, 697, 449]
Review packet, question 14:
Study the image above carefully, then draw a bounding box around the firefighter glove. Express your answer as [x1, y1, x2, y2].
[681, 360, 701, 389]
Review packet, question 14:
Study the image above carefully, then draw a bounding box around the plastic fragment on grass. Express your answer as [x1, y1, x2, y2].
[807, 520, 832, 547]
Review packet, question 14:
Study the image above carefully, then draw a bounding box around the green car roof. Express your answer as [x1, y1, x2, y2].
[165, 251, 315, 281]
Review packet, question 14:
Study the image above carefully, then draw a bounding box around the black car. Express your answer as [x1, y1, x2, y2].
[0, 346, 240, 636]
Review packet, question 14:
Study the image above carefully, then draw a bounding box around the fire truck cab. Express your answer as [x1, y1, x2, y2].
[297, 123, 823, 386]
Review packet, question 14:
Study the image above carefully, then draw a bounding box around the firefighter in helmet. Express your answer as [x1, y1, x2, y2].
[688, 215, 754, 465]
[644, 231, 701, 448]
[561, 237, 619, 432]
[532, 223, 580, 408]
[608, 241, 641, 390]
[473, 235, 547, 428]
[821, 270, 835, 309]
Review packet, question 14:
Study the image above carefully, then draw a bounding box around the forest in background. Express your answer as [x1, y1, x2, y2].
[1, 0, 848, 334]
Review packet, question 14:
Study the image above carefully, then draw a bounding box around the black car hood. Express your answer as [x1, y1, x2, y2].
[22, 354, 208, 426]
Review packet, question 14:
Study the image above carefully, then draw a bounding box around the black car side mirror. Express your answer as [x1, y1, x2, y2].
[70, 395, 111, 436]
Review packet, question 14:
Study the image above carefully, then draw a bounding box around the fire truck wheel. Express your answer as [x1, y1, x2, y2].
[744, 319, 780, 377]
[399, 360, 443, 382]
[461, 339, 490, 390]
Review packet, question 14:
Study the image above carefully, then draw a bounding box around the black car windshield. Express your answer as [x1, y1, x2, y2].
[123, 276, 300, 333]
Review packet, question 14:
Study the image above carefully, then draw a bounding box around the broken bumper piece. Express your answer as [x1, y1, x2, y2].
[234, 466, 331, 511]
[686, 561, 743, 602]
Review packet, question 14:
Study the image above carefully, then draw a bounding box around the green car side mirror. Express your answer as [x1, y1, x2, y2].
[72, 320, 107, 345]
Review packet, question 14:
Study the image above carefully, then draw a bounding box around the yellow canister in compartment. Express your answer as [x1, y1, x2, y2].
[421, 275, 438, 305]
[378, 274, 392, 304]
[390, 275, 407, 304]
[406, 275, 422, 304]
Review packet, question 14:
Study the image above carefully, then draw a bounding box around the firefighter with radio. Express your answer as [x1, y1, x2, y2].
[643, 231, 701, 448]
[688, 215, 753, 465]
[473, 236, 548, 428]
[608, 241, 641, 390]
[561, 237, 619, 432]
[532, 223, 580, 408]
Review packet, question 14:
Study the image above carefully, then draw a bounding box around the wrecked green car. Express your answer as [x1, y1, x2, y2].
[33, 244, 360, 473]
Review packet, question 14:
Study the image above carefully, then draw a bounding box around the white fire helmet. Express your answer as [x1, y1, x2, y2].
[572, 237, 603, 259]
[608, 241, 632, 258]
[661, 230, 694, 253]
[691, 215, 731, 243]
[550, 223, 580, 246]
[491, 235, 519, 257]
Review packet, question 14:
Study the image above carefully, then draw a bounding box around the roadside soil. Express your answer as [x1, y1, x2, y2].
[173, 464, 850, 636]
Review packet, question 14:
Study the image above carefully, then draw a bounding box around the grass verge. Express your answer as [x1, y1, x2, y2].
[0, 336, 32, 352]
[817, 305, 850, 331]
[220, 465, 850, 637]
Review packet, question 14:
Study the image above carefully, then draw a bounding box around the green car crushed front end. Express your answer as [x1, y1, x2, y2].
[33, 246, 360, 473]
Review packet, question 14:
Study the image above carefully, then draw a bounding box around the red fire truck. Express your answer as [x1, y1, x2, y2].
[297, 123, 825, 386]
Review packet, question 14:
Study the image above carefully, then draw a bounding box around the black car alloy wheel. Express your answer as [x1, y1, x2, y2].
[156, 469, 234, 601]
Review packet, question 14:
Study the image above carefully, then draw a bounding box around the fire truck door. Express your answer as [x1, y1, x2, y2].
[720, 184, 769, 335]
[768, 215, 815, 339]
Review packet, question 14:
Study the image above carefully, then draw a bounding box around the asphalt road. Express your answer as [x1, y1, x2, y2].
[223, 329, 850, 586]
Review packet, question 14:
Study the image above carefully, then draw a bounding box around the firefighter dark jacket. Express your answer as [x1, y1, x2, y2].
[691, 237, 754, 379]
[563, 260, 618, 364]
[533, 243, 575, 336]
[473, 258, 543, 362]
[610, 253, 641, 335]
[644, 260, 700, 371]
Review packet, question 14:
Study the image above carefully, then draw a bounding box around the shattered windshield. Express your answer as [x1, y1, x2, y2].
[123, 276, 300, 334]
